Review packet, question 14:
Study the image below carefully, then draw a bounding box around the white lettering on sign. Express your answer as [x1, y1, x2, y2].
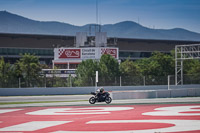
[0, 109, 23, 114]
[142, 105, 200, 116]
[82, 48, 97, 59]
[0, 121, 71, 131]
[26, 107, 133, 115]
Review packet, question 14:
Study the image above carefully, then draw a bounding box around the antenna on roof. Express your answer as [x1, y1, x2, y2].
[96, 0, 98, 25]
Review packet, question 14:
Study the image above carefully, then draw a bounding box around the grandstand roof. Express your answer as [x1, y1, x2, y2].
[1, 33, 200, 52]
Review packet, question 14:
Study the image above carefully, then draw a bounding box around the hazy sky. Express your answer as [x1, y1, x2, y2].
[1, 0, 200, 33]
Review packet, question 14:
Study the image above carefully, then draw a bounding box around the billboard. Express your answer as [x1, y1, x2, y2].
[54, 47, 118, 60]
[101, 48, 117, 58]
[58, 49, 81, 59]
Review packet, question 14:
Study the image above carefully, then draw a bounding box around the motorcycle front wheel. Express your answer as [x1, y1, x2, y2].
[105, 97, 112, 104]
[89, 97, 96, 104]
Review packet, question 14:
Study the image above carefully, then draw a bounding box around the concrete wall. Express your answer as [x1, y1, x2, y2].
[112, 88, 200, 100]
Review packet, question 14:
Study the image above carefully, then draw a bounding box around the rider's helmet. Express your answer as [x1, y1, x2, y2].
[100, 87, 104, 93]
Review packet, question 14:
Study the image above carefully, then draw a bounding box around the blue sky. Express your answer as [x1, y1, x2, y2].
[1, 0, 200, 33]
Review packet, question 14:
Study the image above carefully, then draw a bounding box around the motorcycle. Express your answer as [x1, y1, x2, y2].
[89, 91, 112, 104]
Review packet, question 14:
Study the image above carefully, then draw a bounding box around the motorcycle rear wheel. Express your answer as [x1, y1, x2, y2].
[89, 97, 96, 104]
[105, 97, 112, 104]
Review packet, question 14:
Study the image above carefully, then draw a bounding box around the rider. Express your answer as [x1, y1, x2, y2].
[96, 87, 105, 101]
[96, 87, 105, 93]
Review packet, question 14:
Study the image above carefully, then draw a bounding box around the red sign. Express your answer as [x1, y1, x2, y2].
[101, 48, 117, 58]
[58, 49, 81, 59]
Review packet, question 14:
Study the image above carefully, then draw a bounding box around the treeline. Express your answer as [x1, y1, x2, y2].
[0, 54, 41, 88]
[74, 51, 200, 86]
[0, 51, 200, 88]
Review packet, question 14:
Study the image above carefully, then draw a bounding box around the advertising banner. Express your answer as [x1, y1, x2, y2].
[101, 48, 118, 58]
[58, 49, 81, 59]
[54, 47, 118, 60]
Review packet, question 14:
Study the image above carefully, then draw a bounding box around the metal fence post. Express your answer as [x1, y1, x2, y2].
[45, 75, 46, 88]
[143, 76, 146, 86]
[120, 76, 121, 86]
[19, 77, 21, 88]
[70, 75, 72, 87]
[168, 75, 170, 90]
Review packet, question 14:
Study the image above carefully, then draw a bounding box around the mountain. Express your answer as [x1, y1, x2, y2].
[1, 11, 200, 41]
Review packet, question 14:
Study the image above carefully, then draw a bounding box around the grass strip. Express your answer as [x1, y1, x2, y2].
[0, 100, 87, 105]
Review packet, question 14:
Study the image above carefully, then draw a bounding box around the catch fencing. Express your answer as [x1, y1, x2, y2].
[0, 74, 199, 88]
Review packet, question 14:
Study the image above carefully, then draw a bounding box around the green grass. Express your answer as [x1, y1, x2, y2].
[0, 100, 87, 105]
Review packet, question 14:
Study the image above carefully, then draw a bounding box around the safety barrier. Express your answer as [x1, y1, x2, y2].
[0, 85, 199, 96]
[112, 88, 200, 100]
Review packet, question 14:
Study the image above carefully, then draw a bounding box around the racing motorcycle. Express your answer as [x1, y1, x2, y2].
[89, 91, 112, 104]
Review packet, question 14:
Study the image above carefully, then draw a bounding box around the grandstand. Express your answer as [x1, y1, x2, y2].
[0, 33, 200, 67]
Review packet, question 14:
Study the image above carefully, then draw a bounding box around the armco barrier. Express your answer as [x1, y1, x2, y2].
[156, 90, 171, 98]
[0, 85, 199, 96]
[0, 85, 169, 96]
[0, 87, 94, 96]
[170, 89, 188, 97]
[112, 90, 157, 100]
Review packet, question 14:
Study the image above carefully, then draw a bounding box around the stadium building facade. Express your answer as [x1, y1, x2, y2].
[1, 32, 200, 69]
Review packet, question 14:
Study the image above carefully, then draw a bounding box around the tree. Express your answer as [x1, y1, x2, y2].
[0, 57, 15, 87]
[99, 54, 120, 85]
[74, 59, 98, 86]
[182, 59, 200, 84]
[120, 58, 139, 77]
[183, 59, 200, 75]
[135, 52, 175, 85]
[119, 58, 141, 85]
[15, 53, 42, 87]
[74, 54, 120, 86]
[136, 52, 174, 76]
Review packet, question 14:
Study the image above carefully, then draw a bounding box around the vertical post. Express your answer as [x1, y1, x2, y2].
[168, 75, 170, 90]
[180, 46, 183, 85]
[70, 75, 72, 87]
[45, 74, 46, 88]
[120, 76, 121, 86]
[67, 62, 69, 69]
[53, 62, 55, 69]
[175, 45, 177, 85]
[19, 77, 21, 88]
[181, 60, 183, 85]
[96, 0, 98, 25]
[95, 71, 98, 91]
[175, 60, 177, 85]
[91, 77, 93, 86]
[115, 77, 117, 86]
[143, 76, 145, 86]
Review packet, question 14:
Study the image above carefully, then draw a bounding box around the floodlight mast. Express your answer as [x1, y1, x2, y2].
[175, 44, 200, 85]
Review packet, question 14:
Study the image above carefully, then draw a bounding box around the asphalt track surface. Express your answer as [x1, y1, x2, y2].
[0, 96, 200, 133]
[0, 95, 200, 108]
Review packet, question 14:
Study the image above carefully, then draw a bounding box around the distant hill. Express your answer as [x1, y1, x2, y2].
[1, 11, 200, 41]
